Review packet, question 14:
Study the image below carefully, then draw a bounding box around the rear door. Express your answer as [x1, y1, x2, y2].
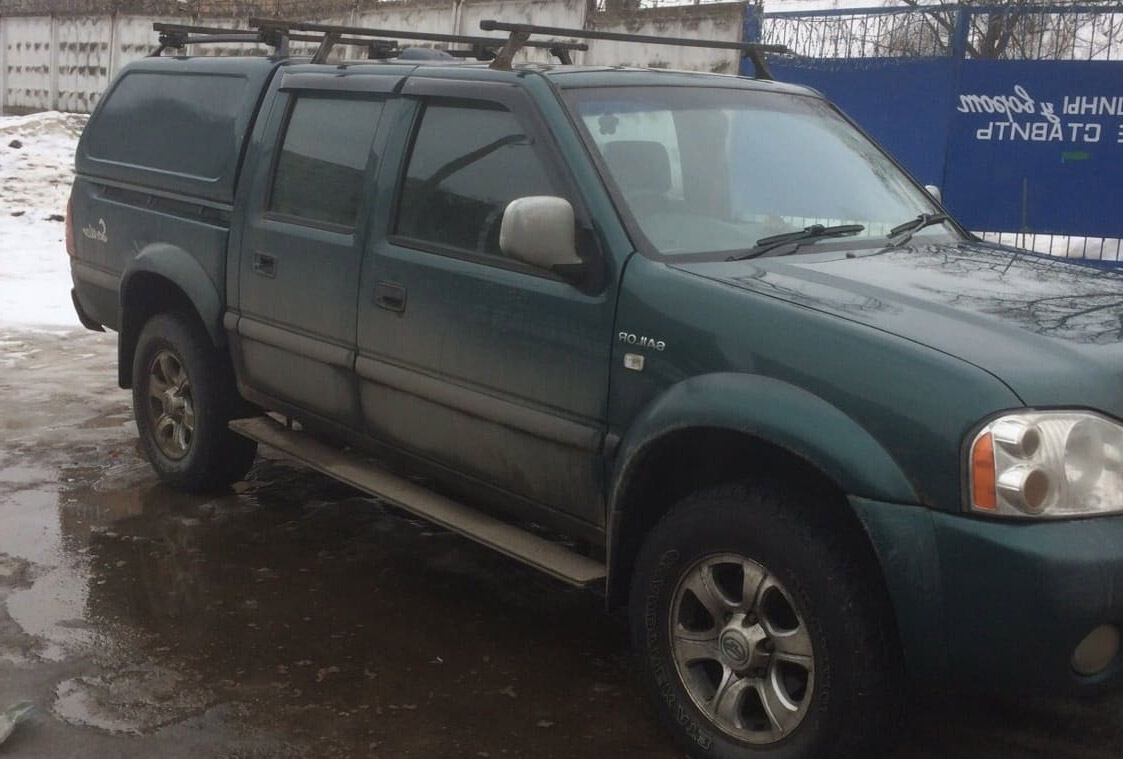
[231, 76, 395, 422]
[355, 78, 616, 526]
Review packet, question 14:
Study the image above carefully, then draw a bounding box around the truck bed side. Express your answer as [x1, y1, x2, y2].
[69, 56, 283, 357]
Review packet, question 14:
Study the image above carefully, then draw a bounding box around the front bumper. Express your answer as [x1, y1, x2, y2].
[853, 497, 1123, 695]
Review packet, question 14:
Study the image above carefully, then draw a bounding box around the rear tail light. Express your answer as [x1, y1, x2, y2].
[65, 197, 76, 257]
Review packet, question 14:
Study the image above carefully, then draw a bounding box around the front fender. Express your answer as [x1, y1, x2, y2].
[120, 243, 225, 344]
[609, 372, 920, 515]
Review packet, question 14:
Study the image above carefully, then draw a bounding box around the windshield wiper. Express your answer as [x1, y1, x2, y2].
[884, 213, 950, 248]
[726, 223, 865, 261]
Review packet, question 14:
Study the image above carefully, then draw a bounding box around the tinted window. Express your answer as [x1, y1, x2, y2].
[396, 101, 558, 257]
[270, 97, 384, 228]
[85, 72, 246, 180]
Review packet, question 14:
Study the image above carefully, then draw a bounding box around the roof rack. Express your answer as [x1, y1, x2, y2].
[478, 19, 788, 79]
[150, 18, 785, 76]
[151, 23, 401, 60]
[151, 20, 584, 64]
[248, 17, 587, 65]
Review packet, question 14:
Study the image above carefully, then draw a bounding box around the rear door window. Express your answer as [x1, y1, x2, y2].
[394, 100, 559, 258]
[269, 97, 385, 229]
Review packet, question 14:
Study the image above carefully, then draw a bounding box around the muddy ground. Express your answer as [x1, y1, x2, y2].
[0, 329, 1119, 758]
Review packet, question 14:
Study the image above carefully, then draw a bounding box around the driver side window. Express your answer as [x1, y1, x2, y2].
[395, 99, 559, 259]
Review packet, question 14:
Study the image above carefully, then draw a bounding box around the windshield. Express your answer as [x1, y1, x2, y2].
[565, 86, 959, 259]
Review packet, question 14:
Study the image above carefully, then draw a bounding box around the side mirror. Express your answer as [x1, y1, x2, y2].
[499, 196, 583, 277]
[924, 184, 942, 203]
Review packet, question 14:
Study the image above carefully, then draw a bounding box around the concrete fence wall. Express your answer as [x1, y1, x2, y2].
[0, 0, 749, 113]
[587, 3, 746, 74]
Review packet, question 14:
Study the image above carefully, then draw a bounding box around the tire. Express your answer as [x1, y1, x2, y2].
[630, 482, 902, 759]
[132, 311, 257, 492]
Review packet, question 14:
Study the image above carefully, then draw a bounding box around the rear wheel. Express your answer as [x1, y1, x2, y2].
[132, 312, 256, 491]
[630, 482, 902, 759]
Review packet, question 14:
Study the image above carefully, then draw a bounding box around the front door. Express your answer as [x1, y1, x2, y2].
[233, 86, 389, 422]
[356, 80, 616, 526]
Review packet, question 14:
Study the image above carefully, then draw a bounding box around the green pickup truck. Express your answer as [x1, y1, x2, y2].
[66, 18, 1122, 759]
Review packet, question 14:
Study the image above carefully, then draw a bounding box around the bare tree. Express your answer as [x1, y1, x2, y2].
[895, 0, 1122, 59]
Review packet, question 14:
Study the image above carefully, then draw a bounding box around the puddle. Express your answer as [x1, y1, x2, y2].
[53, 667, 218, 735]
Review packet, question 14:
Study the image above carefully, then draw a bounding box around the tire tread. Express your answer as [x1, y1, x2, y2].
[132, 311, 256, 492]
[631, 478, 903, 759]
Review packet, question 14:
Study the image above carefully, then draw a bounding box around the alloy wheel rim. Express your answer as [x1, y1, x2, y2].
[669, 553, 814, 744]
[146, 349, 195, 460]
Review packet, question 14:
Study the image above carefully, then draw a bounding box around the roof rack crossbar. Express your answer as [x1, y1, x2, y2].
[151, 22, 291, 57]
[291, 34, 396, 51]
[248, 17, 586, 63]
[154, 23, 252, 35]
[479, 19, 787, 79]
[165, 33, 259, 45]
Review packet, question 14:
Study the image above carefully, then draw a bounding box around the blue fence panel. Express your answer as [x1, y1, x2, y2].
[946, 60, 1123, 238]
[762, 58, 957, 187]
[749, 5, 1123, 241]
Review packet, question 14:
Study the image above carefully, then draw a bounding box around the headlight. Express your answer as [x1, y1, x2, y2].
[969, 411, 1123, 518]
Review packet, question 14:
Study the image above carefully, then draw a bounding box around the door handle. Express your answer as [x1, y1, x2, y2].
[375, 281, 406, 313]
[252, 252, 276, 278]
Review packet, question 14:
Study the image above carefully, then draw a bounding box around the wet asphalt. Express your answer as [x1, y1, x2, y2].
[0, 329, 1120, 758]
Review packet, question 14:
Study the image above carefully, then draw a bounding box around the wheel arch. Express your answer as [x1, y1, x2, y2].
[118, 244, 224, 389]
[605, 373, 919, 609]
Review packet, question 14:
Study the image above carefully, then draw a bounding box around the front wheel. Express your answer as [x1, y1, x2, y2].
[630, 483, 902, 759]
[132, 312, 256, 492]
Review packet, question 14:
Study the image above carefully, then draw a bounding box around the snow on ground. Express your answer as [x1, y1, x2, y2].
[0, 111, 88, 330]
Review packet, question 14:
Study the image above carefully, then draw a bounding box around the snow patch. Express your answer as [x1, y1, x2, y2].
[0, 111, 88, 330]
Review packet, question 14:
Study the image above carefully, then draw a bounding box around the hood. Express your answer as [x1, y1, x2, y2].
[672, 241, 1123, 411]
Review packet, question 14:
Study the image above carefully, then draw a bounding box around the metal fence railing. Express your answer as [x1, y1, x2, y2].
[761, 5, 957, 59]
[977, 232, 1123, 262]
[761, 4, 1123, 61]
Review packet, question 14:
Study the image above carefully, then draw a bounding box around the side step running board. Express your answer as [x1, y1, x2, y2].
[229, 416, 606, 588]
